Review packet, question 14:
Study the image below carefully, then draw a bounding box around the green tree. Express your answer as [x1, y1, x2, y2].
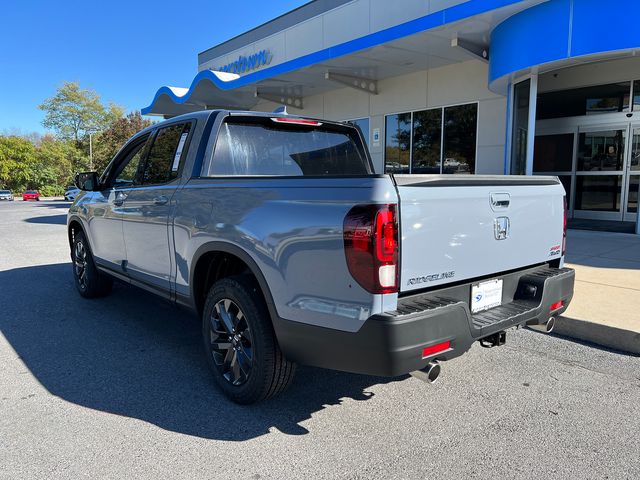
[39, 81, 124, 146]
[0, 136, 37, 192]
[92, 111, 154, 172]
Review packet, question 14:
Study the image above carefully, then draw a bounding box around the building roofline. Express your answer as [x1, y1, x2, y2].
[197, 0, 353, 65]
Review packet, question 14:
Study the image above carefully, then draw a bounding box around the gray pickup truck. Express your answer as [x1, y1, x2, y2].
[68, 109, 574, 404]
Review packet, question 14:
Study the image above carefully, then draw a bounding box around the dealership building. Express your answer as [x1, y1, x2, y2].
[143, 0, 640, 232]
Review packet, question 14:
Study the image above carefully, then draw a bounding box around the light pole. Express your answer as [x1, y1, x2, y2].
[89, 132, 93, 171]
[87, 129, 98, 171]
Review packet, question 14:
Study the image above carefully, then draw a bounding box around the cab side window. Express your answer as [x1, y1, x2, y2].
[111, 136, 152, 187]
[140, 122, 192, 185]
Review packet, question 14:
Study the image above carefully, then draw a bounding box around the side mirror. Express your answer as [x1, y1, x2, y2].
[75, 172, 100, 191]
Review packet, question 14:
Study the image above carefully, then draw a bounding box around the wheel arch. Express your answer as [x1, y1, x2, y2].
[67, 216, 88, 250]
[190, 242, 279, 326]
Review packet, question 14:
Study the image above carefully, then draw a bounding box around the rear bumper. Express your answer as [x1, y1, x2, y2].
[275, 265, 574, 376]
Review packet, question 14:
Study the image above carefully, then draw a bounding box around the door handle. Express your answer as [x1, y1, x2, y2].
[153, 195, 169, 206]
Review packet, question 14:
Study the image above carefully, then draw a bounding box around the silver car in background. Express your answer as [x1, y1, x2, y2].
[0, 190, 14, 201]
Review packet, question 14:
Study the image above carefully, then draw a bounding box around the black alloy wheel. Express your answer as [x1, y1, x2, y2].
[208, 298, 254, 386]
[71, 231, 113, 298]
[202, 276, 296, 404]
[73, 240, 89, 292]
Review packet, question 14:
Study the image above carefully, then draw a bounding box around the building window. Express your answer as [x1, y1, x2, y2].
[385, 113, 411, 173]
[511, 79, 530, 175]
[533, 134, 574, 172]
[385, 103, 478, 174]
[411, 109, 441, 174]
[443, 103, 477, 174]
[345, 118, 370, 147]
[537, 82, 631, 120]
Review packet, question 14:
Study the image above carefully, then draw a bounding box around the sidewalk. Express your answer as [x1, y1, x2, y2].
[555, 229, 640, 354]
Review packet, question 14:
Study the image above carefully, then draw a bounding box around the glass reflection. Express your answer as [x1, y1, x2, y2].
[411, 109, 441, 174]
[385, 113, 411, 174]
[533, 134, 573, 172]
[575, 176, 621, 211]
[443, 104, 477, 174]
[627, 176, 639, 214]
[577, 130, 625, 171]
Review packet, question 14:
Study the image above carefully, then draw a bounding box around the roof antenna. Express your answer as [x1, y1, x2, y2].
[272, 105, 288, 115]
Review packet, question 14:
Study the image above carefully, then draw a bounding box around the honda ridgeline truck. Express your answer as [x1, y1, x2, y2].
[68, 110, 575, 404]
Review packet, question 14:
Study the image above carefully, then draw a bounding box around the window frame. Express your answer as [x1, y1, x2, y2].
[383, 101, 479, 175]
[137, 119, 196, 187]
[101, 133, 153, 189]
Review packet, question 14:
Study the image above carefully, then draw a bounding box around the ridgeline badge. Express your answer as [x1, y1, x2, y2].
[218, 50, 272, 74]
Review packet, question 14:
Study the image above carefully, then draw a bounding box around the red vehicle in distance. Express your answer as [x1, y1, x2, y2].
[22, 190, 41, 201]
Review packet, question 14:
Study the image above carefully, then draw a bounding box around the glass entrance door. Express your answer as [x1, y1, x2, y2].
[623, 127, 640, 222]
[574, 126, 627, 221]
[535, 121, 640, 224]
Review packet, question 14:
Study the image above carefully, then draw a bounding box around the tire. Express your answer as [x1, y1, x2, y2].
[202, 276, 296, 404]
[71, 231, 113, 298]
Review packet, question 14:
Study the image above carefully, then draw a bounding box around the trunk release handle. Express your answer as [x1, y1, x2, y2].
[490, 192, 510, 210]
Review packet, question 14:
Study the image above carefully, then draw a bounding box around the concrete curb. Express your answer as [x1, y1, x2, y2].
[552, 316, 640, 355]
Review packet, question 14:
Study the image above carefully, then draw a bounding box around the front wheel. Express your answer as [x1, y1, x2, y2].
[72, 231, 113, 298]
[202, 276, 296, 404]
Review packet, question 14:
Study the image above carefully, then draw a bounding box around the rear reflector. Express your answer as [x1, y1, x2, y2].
[271, 117, 322, 126]
[422, 340, 451, 359]
[550, 301, 564, 311]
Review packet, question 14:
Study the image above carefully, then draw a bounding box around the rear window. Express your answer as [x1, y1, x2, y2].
[206, 119, 370, 177]
[25, 190, 37, 194]
[0, 190, 10, 194]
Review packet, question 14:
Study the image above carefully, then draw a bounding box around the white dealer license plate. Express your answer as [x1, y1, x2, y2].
[471, 279, 503, 313]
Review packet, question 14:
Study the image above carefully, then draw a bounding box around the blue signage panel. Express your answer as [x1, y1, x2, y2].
[218, 50, 272, 74]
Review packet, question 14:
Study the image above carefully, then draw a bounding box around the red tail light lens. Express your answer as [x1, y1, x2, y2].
[422, 340, 451, 359]
[344, 204, 398, 294]
[562, 196, 567, 256]
[550, 300, 564, 311]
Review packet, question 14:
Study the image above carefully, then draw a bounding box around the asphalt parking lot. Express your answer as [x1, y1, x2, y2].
[1, 200, 640, 479]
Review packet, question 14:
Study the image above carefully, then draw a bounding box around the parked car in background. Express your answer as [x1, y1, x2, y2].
[0, 190, 14, 201]
[68, 110, 574, 404]
[22, 190, 40, 201]
[64, 186, 80, 201]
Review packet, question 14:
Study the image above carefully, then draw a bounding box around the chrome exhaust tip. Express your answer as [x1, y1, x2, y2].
[410, 361, 441, 384]
[528, 316, 555, 334]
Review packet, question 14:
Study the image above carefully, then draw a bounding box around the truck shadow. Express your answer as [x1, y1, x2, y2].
[24, 214, 67, 225]
[0, 263, 403, 440]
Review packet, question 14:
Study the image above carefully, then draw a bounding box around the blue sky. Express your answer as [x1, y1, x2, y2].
[0, 0, 308, 134]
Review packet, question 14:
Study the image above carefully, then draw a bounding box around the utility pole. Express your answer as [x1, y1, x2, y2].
[89, 132, 94, 171]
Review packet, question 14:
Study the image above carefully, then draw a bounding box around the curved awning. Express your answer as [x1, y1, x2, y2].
[142, 0, 547, 117]
[489, 0, 640, 93]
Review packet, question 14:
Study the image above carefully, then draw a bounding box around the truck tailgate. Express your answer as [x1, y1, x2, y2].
[395, 175, 566, 293]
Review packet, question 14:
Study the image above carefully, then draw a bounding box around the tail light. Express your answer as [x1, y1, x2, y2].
[562, 196, 567, 256]
[343, 204, 398, 294]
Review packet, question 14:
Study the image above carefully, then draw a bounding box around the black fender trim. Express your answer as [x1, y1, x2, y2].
[188, 242, 287, 340]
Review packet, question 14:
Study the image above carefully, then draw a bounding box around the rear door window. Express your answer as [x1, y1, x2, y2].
[207, 119, 370, 176]
[141, 122, 192, 185]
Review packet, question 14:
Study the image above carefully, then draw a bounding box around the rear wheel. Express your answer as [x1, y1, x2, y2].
[202, 276, 296, 404]
[72, 231, 113, 298]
